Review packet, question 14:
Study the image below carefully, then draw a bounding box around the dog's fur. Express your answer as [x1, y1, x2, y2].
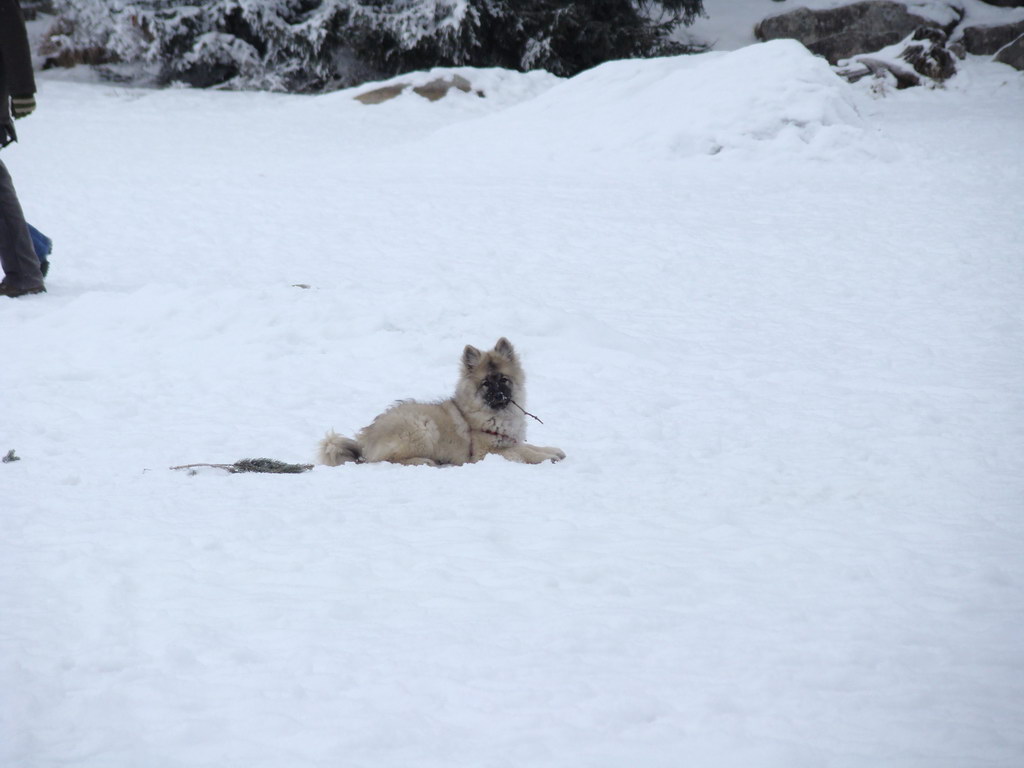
[317, 338, 565, 467]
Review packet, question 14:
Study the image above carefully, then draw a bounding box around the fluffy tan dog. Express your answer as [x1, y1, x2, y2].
[317, 338, 565, 467]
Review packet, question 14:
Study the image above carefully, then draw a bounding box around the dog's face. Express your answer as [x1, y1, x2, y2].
[462, 338, 523, 412]
[479, 369, 513, 409]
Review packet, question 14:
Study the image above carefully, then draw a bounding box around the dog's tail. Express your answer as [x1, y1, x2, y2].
[317, 431, 363, 466]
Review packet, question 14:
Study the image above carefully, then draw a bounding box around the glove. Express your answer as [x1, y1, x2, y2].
[11, 95, 35, 120]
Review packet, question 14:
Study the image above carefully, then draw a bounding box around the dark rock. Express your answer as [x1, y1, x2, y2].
[755, 1, 947, 64]
[961, 20, 1024, 55]
[901, 27, 957, 80]
[994, 33, 1024, 69]
[841, 56, 922, 88]
[976, 0, 1024, 8]
[837, 27, 958, 89]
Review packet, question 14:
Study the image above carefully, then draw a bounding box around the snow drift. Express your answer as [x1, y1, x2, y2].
[415, 40, 872, 163]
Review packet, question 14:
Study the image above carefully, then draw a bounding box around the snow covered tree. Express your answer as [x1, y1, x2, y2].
[45, 1, 367, 91]
[350, 0, 705, 76]
[43, 0, 705, 91]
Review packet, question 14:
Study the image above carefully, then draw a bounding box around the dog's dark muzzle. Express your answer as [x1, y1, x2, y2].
[481, 373, 512, 409]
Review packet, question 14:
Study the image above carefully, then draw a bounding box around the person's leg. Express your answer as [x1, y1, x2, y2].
[27, 223, 51, 276]
[0, 160, 44, 291]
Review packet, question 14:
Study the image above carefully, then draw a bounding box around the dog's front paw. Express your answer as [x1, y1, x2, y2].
[548, 448, 566, 463]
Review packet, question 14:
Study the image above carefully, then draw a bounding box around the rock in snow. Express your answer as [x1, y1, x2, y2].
[753, 1, 956, 64]
[961, 18, 1024, 55]
[355, 75, 480, 104]
[994, 31, 1024, 67]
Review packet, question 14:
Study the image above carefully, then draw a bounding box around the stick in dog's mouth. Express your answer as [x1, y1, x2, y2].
[510, 399, 543, 424]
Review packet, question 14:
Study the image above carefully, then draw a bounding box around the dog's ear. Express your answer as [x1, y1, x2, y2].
[494, 338, 516, 360]
[462, 344, 482, 371]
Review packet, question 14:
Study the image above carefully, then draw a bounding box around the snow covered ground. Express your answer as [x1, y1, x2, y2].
[3, 36, 1024, 768]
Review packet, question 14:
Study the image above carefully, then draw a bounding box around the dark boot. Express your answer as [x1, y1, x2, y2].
[0, 278, 45, 297]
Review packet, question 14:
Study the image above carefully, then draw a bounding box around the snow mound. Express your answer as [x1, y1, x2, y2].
[425, 40, 873, 163]
[293, 65, 562, 150]
[344, 65, 562, 110]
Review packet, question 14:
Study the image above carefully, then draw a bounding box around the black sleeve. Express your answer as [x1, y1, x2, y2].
[0, 0, 37, 98]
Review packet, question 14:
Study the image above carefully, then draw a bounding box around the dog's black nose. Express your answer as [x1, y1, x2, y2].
[482, 374, 512, 408]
